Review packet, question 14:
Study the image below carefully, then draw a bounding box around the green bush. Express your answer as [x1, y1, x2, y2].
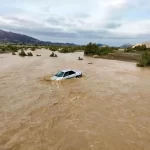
[137, 51, 150, 67]
[57, 46, 85, 53]
[84, 42, 114, 56]
[84, 43, 99, 55]
[134, 44, 147, 51]
[58, 47, 76, 53]
[49, 47, 58, 51]
[0, 45, 19, 52]
[124, 47, 133, 52]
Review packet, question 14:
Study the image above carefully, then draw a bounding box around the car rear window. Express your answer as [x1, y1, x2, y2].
[69, 71, 75, 75]
[55, 71, 64, 77]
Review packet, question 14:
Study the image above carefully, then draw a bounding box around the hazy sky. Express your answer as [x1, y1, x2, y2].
[0, 0, 150, 46]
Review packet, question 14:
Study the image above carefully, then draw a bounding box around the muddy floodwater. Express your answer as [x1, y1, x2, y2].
[0, 49, 150, 150]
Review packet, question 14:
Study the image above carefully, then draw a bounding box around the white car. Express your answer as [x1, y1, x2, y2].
[51, 69, 82, 81]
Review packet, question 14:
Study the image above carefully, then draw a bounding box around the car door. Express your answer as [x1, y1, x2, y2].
[63, 71, 70, 79]
[68, 71, 76, 78]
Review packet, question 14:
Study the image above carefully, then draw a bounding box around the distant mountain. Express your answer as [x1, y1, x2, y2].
[0, 30, 39, 43]
[97, 43, 103, 47]
[0, 29, 77, 46]
[97, 43, 107, 47]
[37, 41, 76, 46]
[120, 43, 132, 48]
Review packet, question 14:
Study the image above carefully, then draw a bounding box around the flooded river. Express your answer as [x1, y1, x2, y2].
[0, 49, 150, 150]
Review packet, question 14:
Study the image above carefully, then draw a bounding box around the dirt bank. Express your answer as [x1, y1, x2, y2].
[92, 52, 142, 62]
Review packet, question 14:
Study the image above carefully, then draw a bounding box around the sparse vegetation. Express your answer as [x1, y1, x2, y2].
[1, 43, 150, 68]
[49, 46, 58, 51]
[0, 45, 19, 53]
[31, 47, 36, 51]
[58, 46, 85, 53]
[58, 47, 76, 53]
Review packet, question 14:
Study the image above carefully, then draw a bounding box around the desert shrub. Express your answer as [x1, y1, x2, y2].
[1, 48, 6, 52]
[50, 52, 57, 57]
[31, 47, 36, 51]
[12, 52, 16, 55]
[19, 50, 27, 57]
[124, 47, 133, 52]
[78, 57, 83, 60]
[27, 52, 33, 56]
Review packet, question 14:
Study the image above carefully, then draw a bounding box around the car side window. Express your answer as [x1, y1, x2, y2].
[69, 71, 75, 75]
[63, 72, 69, 77]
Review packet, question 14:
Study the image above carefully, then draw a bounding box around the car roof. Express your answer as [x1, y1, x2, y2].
[61, 69, 72, 72]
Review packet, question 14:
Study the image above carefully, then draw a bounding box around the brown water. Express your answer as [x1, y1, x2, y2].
[0, 49, 150, 150]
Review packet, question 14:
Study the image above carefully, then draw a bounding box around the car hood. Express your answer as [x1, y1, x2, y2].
[51, 76, 62, 81]
[51, 76, 59, 80]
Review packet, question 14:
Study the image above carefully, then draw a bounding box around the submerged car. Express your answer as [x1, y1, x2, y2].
[51, 69, 82, 81]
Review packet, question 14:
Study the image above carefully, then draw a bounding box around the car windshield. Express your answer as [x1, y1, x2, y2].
[55, 71, 64, 77]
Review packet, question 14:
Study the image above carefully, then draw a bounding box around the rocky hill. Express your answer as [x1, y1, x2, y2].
[0, 29, 76, 46]
[0, 30, 39, 43]
[120, 43, 132, 48]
